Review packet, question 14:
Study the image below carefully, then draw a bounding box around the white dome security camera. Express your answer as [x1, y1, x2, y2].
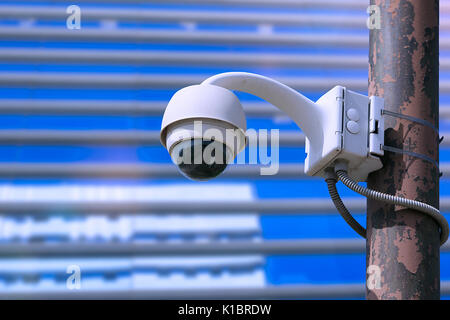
[161, 72, 384, 182]
[160, 84, 247, 181]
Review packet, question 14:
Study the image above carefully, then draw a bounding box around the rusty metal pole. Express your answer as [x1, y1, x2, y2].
[367, 0, 440, 299]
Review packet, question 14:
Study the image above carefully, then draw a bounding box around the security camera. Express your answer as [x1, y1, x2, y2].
[161, 72, 384, 182]
[159, 72, 450, 245]
[160, 84, 247, 181]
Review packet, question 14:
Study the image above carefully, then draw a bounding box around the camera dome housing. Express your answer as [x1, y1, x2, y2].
[160, 84, 247, 181]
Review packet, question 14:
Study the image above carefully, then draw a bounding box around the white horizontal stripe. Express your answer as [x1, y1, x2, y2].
[0, 6, 365, 27]
[0, 256, 264, 273]
[0, 269, 266, 291]
[0, 184, 255, 202]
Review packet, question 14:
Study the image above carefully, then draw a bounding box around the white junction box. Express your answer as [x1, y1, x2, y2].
[304, 86, 384, 182]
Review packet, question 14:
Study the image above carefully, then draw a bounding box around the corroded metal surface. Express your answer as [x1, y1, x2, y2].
[367, 0, 440, 299]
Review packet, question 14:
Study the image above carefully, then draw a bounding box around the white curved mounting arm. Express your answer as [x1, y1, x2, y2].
[202, 72, 324, 146]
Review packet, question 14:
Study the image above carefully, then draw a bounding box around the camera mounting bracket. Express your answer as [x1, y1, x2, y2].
[203, 72, 384, 182]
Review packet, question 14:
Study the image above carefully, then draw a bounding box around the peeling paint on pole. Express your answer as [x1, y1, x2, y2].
[367, 0, 440, 299]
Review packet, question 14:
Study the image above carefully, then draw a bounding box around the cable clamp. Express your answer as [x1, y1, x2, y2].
[382, 145, 439, 169]
[371, 106, 439, 167]
[381, 109, 439, 134]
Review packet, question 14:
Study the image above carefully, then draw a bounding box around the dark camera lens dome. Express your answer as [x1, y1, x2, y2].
[170, 139, 231, 181]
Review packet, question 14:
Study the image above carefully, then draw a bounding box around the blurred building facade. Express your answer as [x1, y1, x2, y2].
[0, 0, 448, 298]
